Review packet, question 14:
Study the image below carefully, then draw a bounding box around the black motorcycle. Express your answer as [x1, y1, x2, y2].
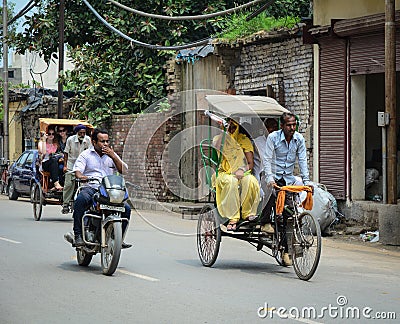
[65, 174, 129, 276]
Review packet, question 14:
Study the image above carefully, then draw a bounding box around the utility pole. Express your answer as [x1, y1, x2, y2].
[57, 0, 65, 118]
[2, 0, 9, 161]
[385, 0, 397, 204]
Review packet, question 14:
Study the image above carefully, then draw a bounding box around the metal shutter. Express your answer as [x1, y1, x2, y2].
[350, 32, 400, 75]
[319, 37, 347, 199]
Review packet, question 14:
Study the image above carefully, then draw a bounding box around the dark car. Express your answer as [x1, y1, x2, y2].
[8, 149, 40, 200]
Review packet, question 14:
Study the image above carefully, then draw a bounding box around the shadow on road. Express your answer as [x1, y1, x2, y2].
[177, 258, 294, 279]
[58, 261, 103, 275]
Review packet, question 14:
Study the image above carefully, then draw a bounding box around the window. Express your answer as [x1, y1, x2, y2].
[16, 153, 29, 167]
[24, 152, 34, 166]
[8, 70, 14, 78]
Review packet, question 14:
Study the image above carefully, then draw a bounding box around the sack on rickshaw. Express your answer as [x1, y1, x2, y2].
[300, 182, 337, 234]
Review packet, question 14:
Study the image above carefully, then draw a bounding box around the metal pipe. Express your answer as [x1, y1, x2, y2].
[382, 126, 387, 204]
[2, 0, 9, 161]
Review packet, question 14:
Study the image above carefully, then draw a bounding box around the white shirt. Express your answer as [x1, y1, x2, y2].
[64, 135, 92, 170]
[263, 129, 310, 185]
[73, 147, 128, 188]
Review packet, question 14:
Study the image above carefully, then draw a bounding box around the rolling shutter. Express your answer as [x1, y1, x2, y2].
[319, 37, 347, 199]
[350, 32, 400, 75]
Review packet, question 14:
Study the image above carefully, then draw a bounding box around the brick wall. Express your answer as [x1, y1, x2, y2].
[111, 112, 182, 202]
[224, 36, 314, 173]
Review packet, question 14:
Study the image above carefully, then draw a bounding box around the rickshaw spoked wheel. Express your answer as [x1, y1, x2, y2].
[32, 183, 44, 221]
[197, 204, 221, 267]
[291, 212, 321, 281]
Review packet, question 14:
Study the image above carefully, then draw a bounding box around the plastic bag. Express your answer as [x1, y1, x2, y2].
[300, 182, 337, 233]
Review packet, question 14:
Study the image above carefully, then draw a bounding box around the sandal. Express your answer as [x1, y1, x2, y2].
[227, 222, 237, 231]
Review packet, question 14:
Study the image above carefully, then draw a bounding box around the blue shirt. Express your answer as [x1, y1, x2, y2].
[73, 147, 128, 188]
[263, 129, 310, 185]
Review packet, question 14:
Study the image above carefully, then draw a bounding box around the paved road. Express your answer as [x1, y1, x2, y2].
[0, 196, 399, 323]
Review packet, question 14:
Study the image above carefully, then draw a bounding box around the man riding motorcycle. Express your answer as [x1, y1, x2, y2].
[71, 128, 132, 249]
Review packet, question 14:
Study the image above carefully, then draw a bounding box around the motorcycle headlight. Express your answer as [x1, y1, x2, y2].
[108, 189, 126, 203]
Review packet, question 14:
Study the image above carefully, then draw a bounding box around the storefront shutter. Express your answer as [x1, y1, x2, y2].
[350, 32, 400, 75]
[319, 37, 347, 199]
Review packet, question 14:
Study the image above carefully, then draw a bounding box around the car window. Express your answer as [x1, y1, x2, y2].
[16, 152, 29, 167]
[24, 152, 34, 167]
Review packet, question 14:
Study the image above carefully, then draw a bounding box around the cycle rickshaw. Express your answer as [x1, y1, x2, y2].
[197, 95, 321, 281]
[31, 118, 93, 221]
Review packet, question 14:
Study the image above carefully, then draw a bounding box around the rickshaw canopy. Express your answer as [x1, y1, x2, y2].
[39, 118, 94, 133]
[205, 95, 291, 119]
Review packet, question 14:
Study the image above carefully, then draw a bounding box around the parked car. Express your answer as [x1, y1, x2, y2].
[8, 149, 40, 200]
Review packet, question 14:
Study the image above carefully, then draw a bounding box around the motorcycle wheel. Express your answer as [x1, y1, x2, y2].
[101, 221, 122, 276]
[77, 248, 93, 267]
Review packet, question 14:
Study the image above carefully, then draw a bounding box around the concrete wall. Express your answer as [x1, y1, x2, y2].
[313, 0, 400, 26]
[351, 75, 366, 200]
[8, 101, 23, 161]
[11, 50, 74, 89]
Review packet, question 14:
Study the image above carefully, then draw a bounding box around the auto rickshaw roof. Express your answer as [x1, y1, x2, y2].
[39, 118, 94, 132]
[205, 95, 290, 119]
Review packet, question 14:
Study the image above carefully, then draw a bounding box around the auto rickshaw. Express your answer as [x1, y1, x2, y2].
[31, 118, 94, 221]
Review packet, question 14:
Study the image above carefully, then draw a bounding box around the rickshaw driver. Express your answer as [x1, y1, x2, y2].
[262, 112, 312, 265]
[213, 119, 260, 231]
[71, 128, 132, 248]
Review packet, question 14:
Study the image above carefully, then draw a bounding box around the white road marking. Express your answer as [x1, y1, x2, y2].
[118, 269, 160, 282]
[70, 255, 159, 282]
[0, 236, 22, 244]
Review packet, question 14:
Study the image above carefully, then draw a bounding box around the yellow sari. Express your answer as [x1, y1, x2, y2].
[213, 122, 260, 222]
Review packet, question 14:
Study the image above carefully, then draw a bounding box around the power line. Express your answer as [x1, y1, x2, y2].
[83, 0, 211, 51]
[107, 0, 267, 21]
[0, 0, 37, 29]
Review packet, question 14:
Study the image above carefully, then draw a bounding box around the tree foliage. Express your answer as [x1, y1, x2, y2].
[8, 0, 311, 124]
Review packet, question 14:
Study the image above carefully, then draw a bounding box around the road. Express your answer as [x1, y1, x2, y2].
[0, 195, 399, 323]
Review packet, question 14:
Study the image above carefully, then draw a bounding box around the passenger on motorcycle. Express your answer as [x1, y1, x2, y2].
[72, 128, 132, 248]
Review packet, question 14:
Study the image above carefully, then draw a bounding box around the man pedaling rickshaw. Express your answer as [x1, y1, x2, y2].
[261, 112, 314, 266]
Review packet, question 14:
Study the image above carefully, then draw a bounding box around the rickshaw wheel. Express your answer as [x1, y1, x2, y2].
[32, 183, 44, 221]
[197, 204, 221, 267]
[291, 212, 321, 281]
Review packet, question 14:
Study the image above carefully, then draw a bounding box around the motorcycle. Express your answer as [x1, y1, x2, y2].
[64, 174, 129, 276]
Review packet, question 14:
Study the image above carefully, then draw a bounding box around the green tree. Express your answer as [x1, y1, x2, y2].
[9, 0, 311, 124]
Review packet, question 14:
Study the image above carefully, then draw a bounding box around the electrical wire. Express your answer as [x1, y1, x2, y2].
[0, 0, 37, 28]
[83, 0, 212, 50]
[107, 0, 267, 21]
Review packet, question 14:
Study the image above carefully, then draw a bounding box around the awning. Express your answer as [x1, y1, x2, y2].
[205, 95, 290, 119]
[39, 118, 94, 132]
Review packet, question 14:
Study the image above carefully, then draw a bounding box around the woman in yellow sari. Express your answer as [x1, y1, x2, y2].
[213, 119, 260, 230]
